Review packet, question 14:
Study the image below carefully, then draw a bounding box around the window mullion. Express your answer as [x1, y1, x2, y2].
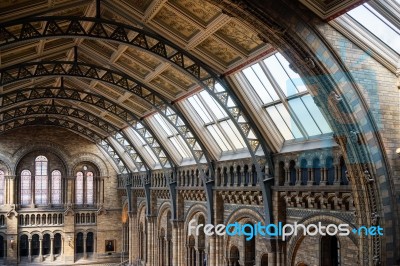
[198, 94, 237, 152]
[260, 61, 309, 139]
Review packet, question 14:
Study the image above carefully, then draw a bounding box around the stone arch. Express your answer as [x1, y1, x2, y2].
[286, 214, 358, 266]
[12, 141, 70, 175]
[207, 0, 397, 263]
[157, 201, 171, 231]
[69, 152, 109, 177]
[0, 154, 13, 175]
[184, 204, 208, 235]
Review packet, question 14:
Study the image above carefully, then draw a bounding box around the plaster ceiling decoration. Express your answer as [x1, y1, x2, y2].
[197, 36, 242, 67]
[153, 6, 200, 41]
[169, 0, 220, 26]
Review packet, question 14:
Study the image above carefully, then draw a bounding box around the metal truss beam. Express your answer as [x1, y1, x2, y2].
[0, 16, 275, 223]
[0, 85, 176, 169]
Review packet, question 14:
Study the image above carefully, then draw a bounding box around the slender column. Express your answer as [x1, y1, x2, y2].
[296, 168, 301, 185]
[50, 237, 54, 261]
[83, 236, 87, 259]
[93, 236, 97, 259]
[320, 168, 327, 186]
[28, 238, 32, 262]
[307, 168, 313, 186]
[39, 239, 43, 262]
[208, 235, 215, 266]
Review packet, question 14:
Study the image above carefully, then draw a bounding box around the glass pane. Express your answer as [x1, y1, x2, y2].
[220, 120, 245, 149]
[243, 64, 276, 104]
[275, 53, 307, 92]
[170, 136, 191, 158]
[144, 145, 159, 164]
[301, 95, 332, 134]
[288, 97, 321, 136]
[76, 172, 83, 205]
[133, 131, 147, 145]
[21, 170, 31, 205]
[206, 125, 231, 151]
[154, 114, 174, 136]
[0, 170, 4, 205]
[199, 91, 228, 120]
[187, 95, 213, 124]
[347, 4, 400, 54]
[86, 172, 94, 205]
[51, 170, 62, 205]
[266, 105, 295, 140]
[264, 55, 298, 96]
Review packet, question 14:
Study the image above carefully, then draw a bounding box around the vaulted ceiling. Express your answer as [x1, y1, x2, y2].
[0, 0, 360, 173]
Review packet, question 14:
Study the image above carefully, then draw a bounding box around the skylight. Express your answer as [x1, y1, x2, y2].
[347, 4, 400, 54]
[240, 52, 332, 141]
[186, 89, 246, 152]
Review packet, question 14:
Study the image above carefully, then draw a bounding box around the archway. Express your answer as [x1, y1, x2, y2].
[19, 235, 29, 257]
[42, 234, 50, 255]
[31, 234, 40, 256]
[54, 233, 62, 255]
[76, 233, 83, 254]
[86, 232, 94, 253]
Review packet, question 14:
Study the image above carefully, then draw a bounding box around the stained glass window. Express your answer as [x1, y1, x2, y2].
[51, 170, 62, 205]
[35, 156, 48, 205]
[76, 172, 83, 205]
[0, 170, 4, 205]
[21, 170, 31, 205]
[86, 172, 94, 205]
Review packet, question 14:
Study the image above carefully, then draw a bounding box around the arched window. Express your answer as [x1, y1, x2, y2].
[35, 156, 48, 205]
[86, 172, 94, 205]
[0, 170, 4, 205]
[21, 170, 31, 205]
[76, 172, 84, 205]
[51, 170, 62, 205]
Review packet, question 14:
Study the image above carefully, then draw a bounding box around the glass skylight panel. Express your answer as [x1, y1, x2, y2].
[154, 114, 174, 136]
[266, 105, 295, 140]
[199, 90, 228, 120]
[301, 95, 332, 134]
[170, 136, 191, 158]
[288, 97, 321, 136]
[144, 145, 158, 164]
[264, 55, 298, 96]
[347, 4, 400, 54]
[133, 131, 147, 145]
[220, 120, 245, 149]
[207, 125, 231, 151]
[187, 95, 213, 124]
[275, 53, 307, 93]
[243, 64, 279, 104]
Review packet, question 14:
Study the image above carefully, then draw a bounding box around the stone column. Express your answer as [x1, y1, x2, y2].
[208, 235, 216, 266]
[39, 238, 43, 262]
[320, 168, 327, 186]
[146, 216, 156, 266]
[307, 168, 313, 186]
[172, 220, 184, 266]
[83, 236, 87, 259]
[129, 212, 138, 264]
[28, 238, 32, 262]
[50, 237, 54, 261]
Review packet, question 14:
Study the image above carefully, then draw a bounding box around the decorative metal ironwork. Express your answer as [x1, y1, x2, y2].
[0, 86, 174, 169]
[0, 16, 275, 222]
[0, 62, 207, 169]
[99, 139, 129, 174]
[0, 17, 273, 167]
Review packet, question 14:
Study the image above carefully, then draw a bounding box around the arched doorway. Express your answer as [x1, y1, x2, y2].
[76, 233, 83, 254]
[244, 223, 255, 266]
[42, 234, 50, 255]
[86, 232, 94, 253]
[187, 235, 196, 266]
[19, 235, 29, 257]
[261, 253, 268, 265]
[0, 235, 4, 259]
[229, 246, 240, 266]
[31, 235, 40, 256]
[54, 233, 62, 255]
